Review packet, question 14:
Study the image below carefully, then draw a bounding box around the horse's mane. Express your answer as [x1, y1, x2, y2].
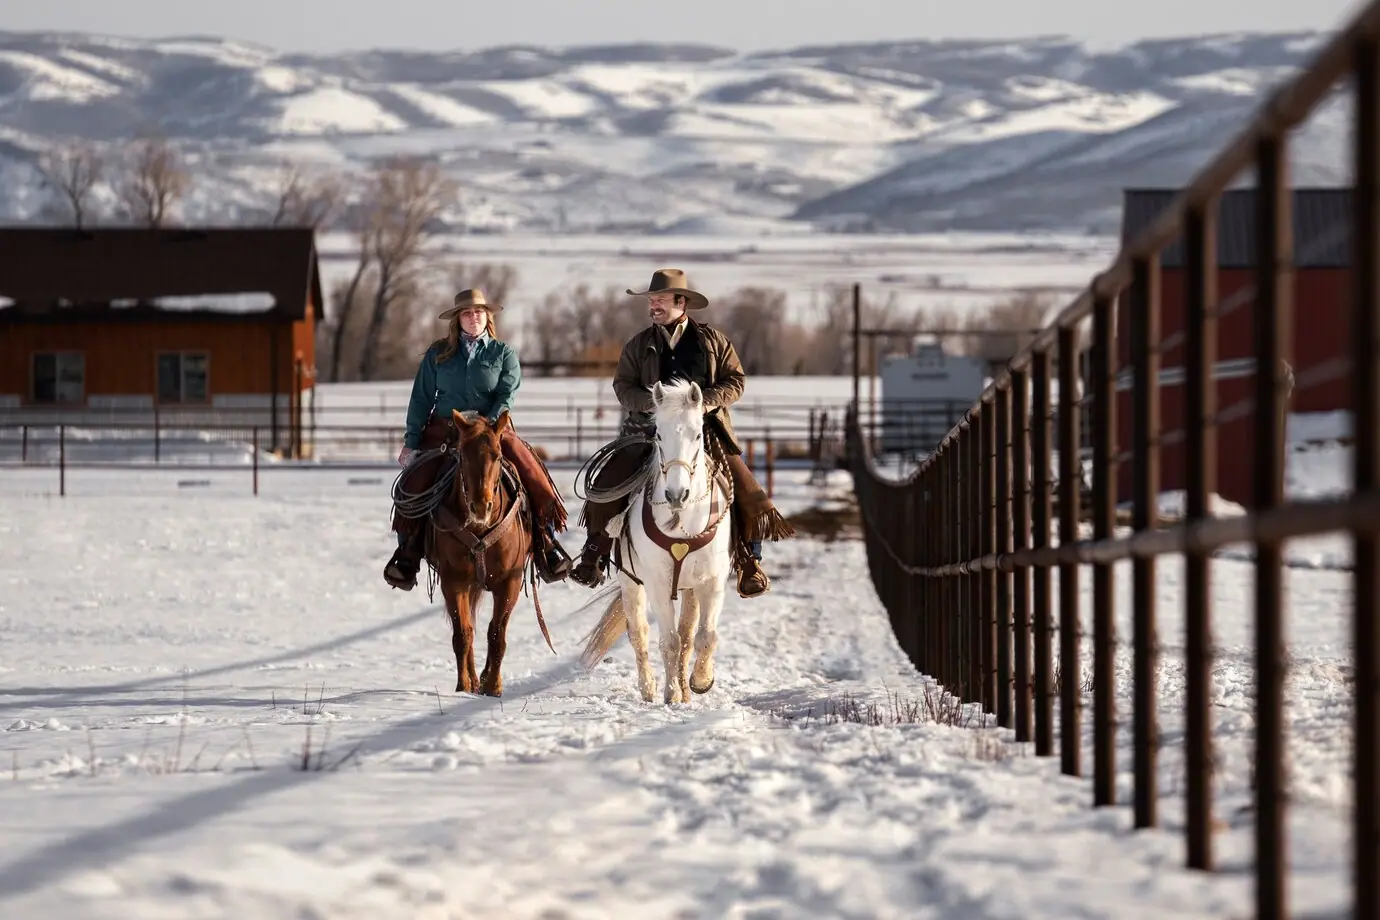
[654, 378, 702, 416]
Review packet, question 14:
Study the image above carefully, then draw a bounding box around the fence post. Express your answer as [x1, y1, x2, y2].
[1131, 255, 1163, 829]
[154, 404, 161, 464]
[1351, 35, 1380, 920]
[966, 411, 983, 706]
[1092, 291, 1119, 808]
[765, 431, 775, 500]
[1031, 348, 1054, 757]
[252, 427, 260, 497]
[21, 425, 27, 463]
[1253, 132, 1293, 920]
[1011, 369, 1032, 743]
[1184, 199, 1220, 871]
[1057, 325, 1082, 777]
[994, 384, 1013, 729]
[980, 404, 997, 712]
[59, 424, 66, 497]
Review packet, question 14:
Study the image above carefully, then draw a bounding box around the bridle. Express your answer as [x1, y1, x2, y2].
[649, 428, 711, 508]
[637, 420, 730, 602]
[451, 437, 504, 529]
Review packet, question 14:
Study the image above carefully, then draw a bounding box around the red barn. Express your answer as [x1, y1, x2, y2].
[1115, 187, 1350, 507]
[0, 227, 323, 457]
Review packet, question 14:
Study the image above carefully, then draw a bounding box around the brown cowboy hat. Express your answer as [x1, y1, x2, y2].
[625, 268, 709, 311]
[439, 288, 504, 320]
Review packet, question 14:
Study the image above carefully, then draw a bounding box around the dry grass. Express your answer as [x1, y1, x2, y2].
[769, 683, 993, 730]
[785, 501, 861, 543]
[766, 685, 1029, 763]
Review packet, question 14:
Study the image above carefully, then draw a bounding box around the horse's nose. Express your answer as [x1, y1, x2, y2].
[665, 487, 689, 506]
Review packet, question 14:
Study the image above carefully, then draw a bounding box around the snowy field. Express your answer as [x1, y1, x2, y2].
[0, 443, 1358, 918]
[312, 230, 1119, 334]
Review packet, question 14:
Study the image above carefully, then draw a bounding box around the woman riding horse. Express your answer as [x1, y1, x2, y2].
[384, 289, 572, 590]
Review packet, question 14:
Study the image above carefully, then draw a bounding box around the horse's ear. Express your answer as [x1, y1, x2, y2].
[451, 409, 478, 436]
[493, 411, 512, 437]
[651, 381, 665, 406]
[688, 382, 703, 407]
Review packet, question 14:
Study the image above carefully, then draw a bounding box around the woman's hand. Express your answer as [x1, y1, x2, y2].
[398, 447, 416, 466]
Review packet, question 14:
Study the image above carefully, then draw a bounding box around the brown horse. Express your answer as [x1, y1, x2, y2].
[426, 409, 553, 696]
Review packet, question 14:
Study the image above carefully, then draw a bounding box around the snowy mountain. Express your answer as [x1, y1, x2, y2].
[0, 29, 1350, 234]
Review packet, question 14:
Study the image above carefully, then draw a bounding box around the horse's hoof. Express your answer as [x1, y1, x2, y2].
[690, 677, 715, 695]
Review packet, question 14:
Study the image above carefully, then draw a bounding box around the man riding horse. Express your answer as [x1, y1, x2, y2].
[569, 268, 794, 598]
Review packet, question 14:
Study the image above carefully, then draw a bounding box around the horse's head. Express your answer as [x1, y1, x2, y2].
[650, 379, 705, 511]
[451, 409, 510, 527]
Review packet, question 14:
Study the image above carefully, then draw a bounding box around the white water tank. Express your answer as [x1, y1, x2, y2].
[878, 342, 987, 454]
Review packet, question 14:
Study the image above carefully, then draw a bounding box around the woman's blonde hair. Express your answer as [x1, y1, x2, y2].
[433, 310, 500, 364]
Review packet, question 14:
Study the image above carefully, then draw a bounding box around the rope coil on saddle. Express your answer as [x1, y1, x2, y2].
[572, 432, 658, 504]
[391, 446, 461, 519]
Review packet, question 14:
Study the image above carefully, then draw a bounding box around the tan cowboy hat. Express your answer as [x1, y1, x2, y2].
[439, 288, 503, 320]
[625, 268, 709, 311]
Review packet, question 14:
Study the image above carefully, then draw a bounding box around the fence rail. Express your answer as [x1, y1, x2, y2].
[846, 4, 1380, 918]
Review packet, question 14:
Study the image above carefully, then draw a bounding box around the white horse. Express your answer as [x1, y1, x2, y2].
[578, 379, 735, 704]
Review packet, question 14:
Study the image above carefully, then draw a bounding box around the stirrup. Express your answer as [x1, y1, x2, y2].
[736, 561, 770, 599]
[384, 545, 421, 591]
[569, 553, 607, 588]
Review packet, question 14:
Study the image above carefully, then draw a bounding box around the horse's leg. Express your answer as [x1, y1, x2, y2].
[675, 588, 700, 704]
[479, 575, 521, 697]
[444, 579, 477, 695]
[620, 576, 656, 703]
[649, 590, 683, 706]
[463, 582, 482, 693]
[690, 576, 727, 695]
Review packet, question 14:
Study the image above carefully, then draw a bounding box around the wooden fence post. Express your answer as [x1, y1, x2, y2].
[765, 433, 775, 499]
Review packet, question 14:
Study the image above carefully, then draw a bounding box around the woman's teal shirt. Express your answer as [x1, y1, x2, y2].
[403, 337, 521, 449]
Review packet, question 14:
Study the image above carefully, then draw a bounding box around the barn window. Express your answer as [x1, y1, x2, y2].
[157, 352, 209, 404]
[31, 352, 85, 404]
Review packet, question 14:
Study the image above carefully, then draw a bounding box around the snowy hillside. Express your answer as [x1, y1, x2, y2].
[0, 29, 1349, 234]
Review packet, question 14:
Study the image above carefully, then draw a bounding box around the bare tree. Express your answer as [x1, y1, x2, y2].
[117, 136, 190, 227]
[355, 157, 458, 381]
[960, 289, 1054, 366]
[916, 304, 966, 354]
[36, 140, 105, 228]
[715, 287, 789, 374]
[449, 262, 518, 304]
[270, 164, 344, 228]
[524, 293, 565, 368]
[801, 283, 919, 376]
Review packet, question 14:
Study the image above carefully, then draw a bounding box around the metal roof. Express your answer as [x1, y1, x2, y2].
[0, 226, 324, 322]
[1120, 187, 1352, 269]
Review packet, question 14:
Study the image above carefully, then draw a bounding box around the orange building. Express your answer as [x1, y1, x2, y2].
[0, 227, 323, 457]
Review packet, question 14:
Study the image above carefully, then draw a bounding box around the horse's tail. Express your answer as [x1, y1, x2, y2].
[577, 587, 627, 670]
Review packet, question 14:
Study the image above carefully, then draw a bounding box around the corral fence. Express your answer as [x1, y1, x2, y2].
[0, 404, 920, 498]
[846, 5, 1379, 919]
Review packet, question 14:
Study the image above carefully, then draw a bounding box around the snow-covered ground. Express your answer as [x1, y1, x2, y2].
[0, 455, 1356, 918]
[312, 229, 1116, 332]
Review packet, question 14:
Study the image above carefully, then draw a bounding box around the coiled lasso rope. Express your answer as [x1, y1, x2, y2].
[572, 433, 659, 504]
[391, 447, 461, 520]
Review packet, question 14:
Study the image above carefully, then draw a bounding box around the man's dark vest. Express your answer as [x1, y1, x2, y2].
[658, 321, 711, 388]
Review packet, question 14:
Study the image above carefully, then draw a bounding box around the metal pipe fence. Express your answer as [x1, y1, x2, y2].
[845, 5, 1380, 918]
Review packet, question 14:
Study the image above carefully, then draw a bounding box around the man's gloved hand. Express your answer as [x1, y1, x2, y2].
[398, 446, 416, 466]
